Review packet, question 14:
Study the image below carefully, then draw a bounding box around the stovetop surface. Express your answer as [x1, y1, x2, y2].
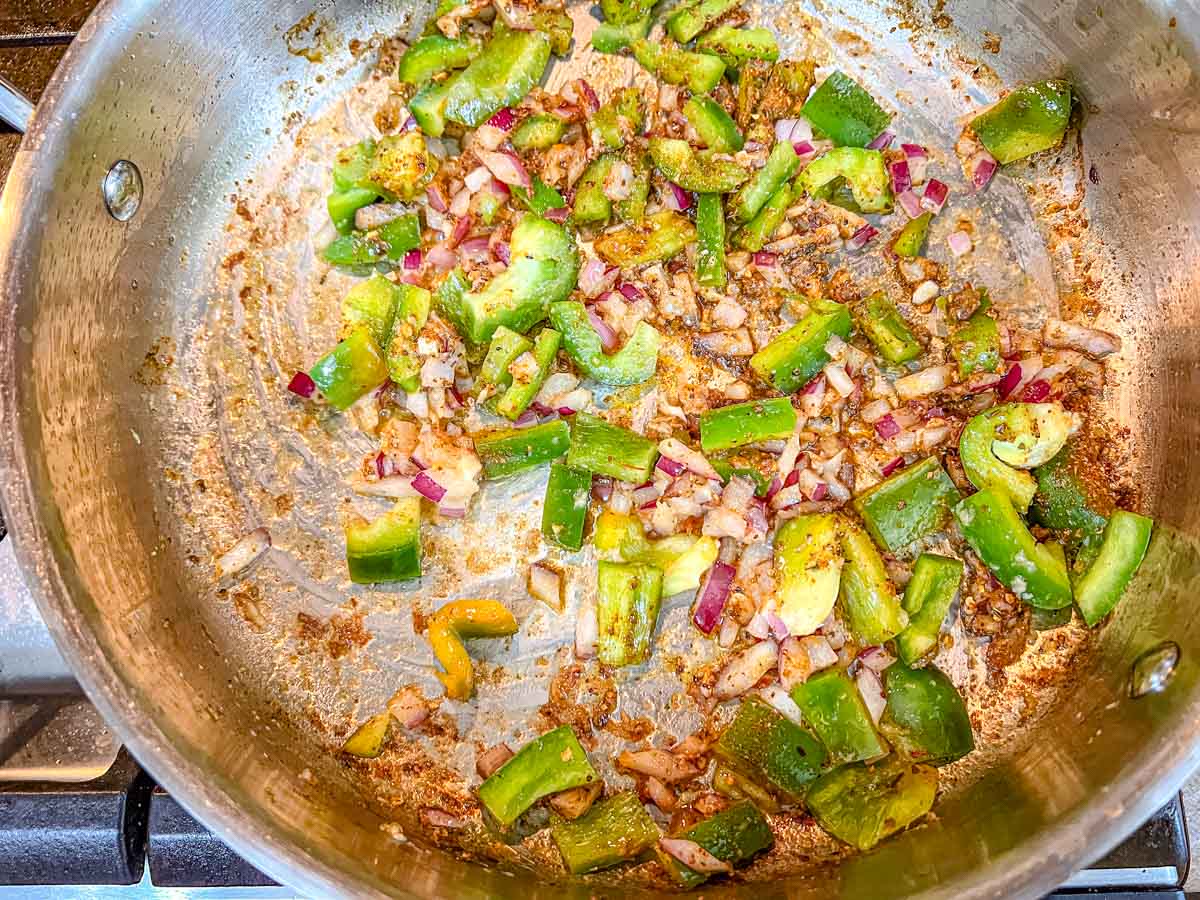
[2, 2, 1200, 897]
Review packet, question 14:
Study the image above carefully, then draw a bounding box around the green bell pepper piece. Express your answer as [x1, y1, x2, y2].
[573, 155, 617, 224]
[855, 292, 922, 364]
[896, 553, 963, 666]
[596, 560, 664, 666]
[332, 139, 376, 192]
[384, 283, 433, 392]
[600, 0, 656, 25]
[541, 463, 592, 552]
[408, 79, 452, 137]
[971, 79, 1072, 165]
[1030, 442, 1110, 559]
[800, 70, 892, 148]
[666, 0, 741, 43]
[791, 670, 888, 765]
[438, 215, 579, 346]
[549, 302, 660, 386]
[959, 402, 1078, 513]
[712, 762, 781, 812]
[397, 34, 479, 84]
[729, 140, 801, 224]
[891, 211, 933, 258]
[594, 511, 718, 596]
[748, 298, 852, 393]
[851, 456, 960, 554]
[475, 419, 571, 480]
[798, 147, 892, 213]
[339, 273, 399, 348]
[323, 214, 421, 268]
[774, 513, 844, 636]
[683, 95, 744, 153]
[648, 137, 750, 194]
[533, 9, 574, 55]
[882, 665, 974, 765]
[714, 696, 827, 801]
[710, 459, 772, 496]
[949, 293, 1002, 378]
[550, 792, 660, 875]
[954, 488, 1073, 609]
[511, 176, 567, 217]
[696, 26, 780, 66]
[695, 193, 727, 288]
[308, 328, 389, 410]
[511, 113, 568, 151]
[565, 412, 659, 483]
[617, 152, 652, 225]
[328, 186, 381, 235]
[806, 758, 937, 851]
[734, 182, 792, 252]
[1074, 510, 1153, 626]
[495, 328, 561, 420]
[478, 326, 533, 394]
[594, 210, 697, 267]
[659, 801, 774, 889]
[478, 725, 599, 826]
[367, 132, 439, 201]
[840, 516, 907, 644]
[700, 397, 797, 453]
[345, 497, 422, 583]
[592, 15, 652, 53]
[592, 88, 645, 150]
[444, 29, 551, 128]
[631, 39, 726, 94]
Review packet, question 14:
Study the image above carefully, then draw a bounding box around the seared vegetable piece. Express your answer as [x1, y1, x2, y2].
[534, 9, 575, 55]
[695, 193, 727, 288]
[511, 113, 568, 151]
[573, 155, 618, 224]
[594, 210, 697, 266]
[1074, 510, 1154, 626]
[855, 292, 922, 364]
[700, 397, 798, 453]
[428, 599, 518, 700]
[592, 88, 645, 150]
[1030, 442, 1110, 560]
[714, 696, 827, 801]
[478, 725, 600, 825]
[791, 670, 888, 764]
[495, 328, 561, 420]
[592, 15, 652, 53]
[774, 513, 844, 637]
[971, 79, 1072, 165]
[595, 511, 719, 597]
[891, 211, 933, 258]
[666, 0, 741, 43]
[617, 153, 652, 225]
[600, 0, 656, 25]
[342, 712, 391, 758]
[649, 138, 750, 193]
[328, 186, 381, 235]
[659, 801, 774, 889]
[839, 517, 907, 644]
[323, 214, 421, 268]
[882, 665, 975, 765]
[696, 26, 780, 66]
[437, 215, 579, 346]
[550, 792, 661, 874]
[549, 302, 661, 386]
[749, 298, 853, 393]
[852, 457, 960, 553]
[328, 139, 383, 233]
[949, 292, 1001, 378]
[954, 488, 1073, 609]
[444, 29, 551, 127]
[631, 39, 727, 93]
[397, 34, 479, 84]
[368, 132, 439, 200]
[806, 758, 938, 851]
[409, 79, 452, 137]
[511, 176, 568, 217]
[959, 402, 1078, 513]
[735, 182, 793, 251]
[896, 554, 963, 665]
[683, 95, 744, 153]
[542, 463, 592, 551]
[339, 273, 399, 347]
[798, 148, 892, 213]
[345, 498, 422, 584]
[713, 762, 780, 812]
[385, 283, 433, 392]
[801, 70, 892, 148]
[476, 420, 572, 479]
[729, 141, 800, 223]
[478, 326, 532, 394]
[596, 560, 664, 666]
[309, 328, 389, 410]
[566, 412, 660, 483]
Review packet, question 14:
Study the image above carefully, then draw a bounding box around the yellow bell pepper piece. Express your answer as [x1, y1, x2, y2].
[341, 712, 391, 758]
[428, 599, 519, 700]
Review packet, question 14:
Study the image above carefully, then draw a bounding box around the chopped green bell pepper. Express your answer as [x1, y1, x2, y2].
[798, 147, 892, 213]
[308, 328, 389, 410]
[573, 155, 617, 225]
[666, 0, 741, 43]
[714, 696, 827, 802]
[896, 553, 963, 665]
[730, 140, 801, 223]
[696, 26, 780, 67]
[549, 302, 661, 386]
[600, 0, 656, 25]
[478, 326, 533, 394]
[948, 290, 1001, 376]
[851, 456, 960, 554]
[542, 463, 592, 552]
[592, 15, 652, 53]
[332, 139, 376, 192]
[594, 210, 697, 267]
[368, 132, 439, 201]
[734, 182, 793, 252]
[592, 88, 645, 150]
[511, 176, 568, 217]
[700, 397, 797, 453]
[631, 39, 727, 94]
[748, 298, 852, 393]
[891, 211, 933, 258]
[565, 412, 659, 483]
[594, 511, 719, 596]
[954, 488, 1073, 609]
[840, 516, 907, 643]
[384, 283, 433, 392]
[340, 273, 399, 348]
[328, 187, 380, 235]
[408, 79, 452, 137]
[774, 513, 844, 637]
[478, 725, 599, 825]
[649, 137, 750, 193]
[683, 95, 744, 153]
[511, 113, 567, 151]
[397, 34, 479, 84]
[533, 9, 575, 55]
[323, 214, 422, 268]
[617, 153, 652, 225]
[854, 292, 922, 364]
[882, 665, 974, 765]
[971, 79, 1072, 165]
[1030, 442, 1110, 561]
[659, 801, 774, 889]
[345, 497, 421, 583]
[791, 670, 888, 765]
[444, 29, 551, 127]
[801, 70, 892, 148]
[596, 560, 664, 666]
[1075, 510, 1153, 626]
[495, 327, 561, 420]
[696, 193, 727, 288]
[475, 419, 572, 479]
[806, 758, 937, 851]
[959, 402, 1077, 513]
[550, 792, 660, 874]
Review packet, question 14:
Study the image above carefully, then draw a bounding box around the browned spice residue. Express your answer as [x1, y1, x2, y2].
[134, 336, 176, 386]
[296, 611, 373, 659]
[982, 31, 1002, 54]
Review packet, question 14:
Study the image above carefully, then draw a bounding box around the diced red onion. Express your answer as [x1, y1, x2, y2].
[449, 214, 474, 248]
[514, 409, 540, 428]
[447, 385, 465, 409]
[766, 609, 790, 641]
[867, 129, 895, 150]
[921, 178, 949, 213]
[476, 742, 514, 779]
[426, 184, 448, 213]
[412, 471, 448, 503]
[752, 251, 777, 267]
[632, 484, 661, 508]
[856, 666, 887, 724]
[575, 601, 597, 659]
[760, 683, 804, 723]
[586, 305, 620, 352]
[656, 456, 687, 478]
[1022, 379, 1052, 402]
[477, 149, 532, 190]
[579, 259, 619, 298]
[746, 497, 769, 535]
[775, 117, 813, 144]
[784, 468, 800, 489]
[287, 371, 317, 399]
[887, 158, 912, 195]
[998, 363, 1022, 399]
[793, 139, 816, 158]
[897, 189, 923, 219]
[426, 244, 458, 271]
[969, 149, 998, 190]
[438, 505, 467, 518]
[693, 561, 735, 634]
[543, 206, 569, 223]
[745, 610, 771, 640]
[901, 143, 927, 159]
[659, 839, 732, 874]
[488, 177, 511, 199]
[215, 527, 272, 579]
[575, 79, 601, 114]
[810, 481, 828, 502]
[464, 166, 493, 193]
[401, 114, 418, 133]
[847, 224, 878, 250]
[947, 230, 973, 257]
[528, 563, 563, 611]
[666, 182, 692, 212]
[924, 406, 947, 420]
[591, 475, 614, 502]
[881, 456, 905, 477]
[458, 235, 491, 256]
[403, 249, 423, 271]
[485, 107, 516, 131]
[618, 282, 643, 301]
[492, 241, 511, 265]
[715, 638, 778, 699]
[860, 644, 897, 673]
[765, 476, 783, 500]
[530, 401, 557, 417]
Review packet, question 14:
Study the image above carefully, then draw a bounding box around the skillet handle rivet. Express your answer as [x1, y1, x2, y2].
[102, 159, 143, 222]
[1130, 641, 1180, 698]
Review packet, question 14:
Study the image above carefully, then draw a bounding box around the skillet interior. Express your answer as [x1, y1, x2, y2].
[3, 0, 1200, 896]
